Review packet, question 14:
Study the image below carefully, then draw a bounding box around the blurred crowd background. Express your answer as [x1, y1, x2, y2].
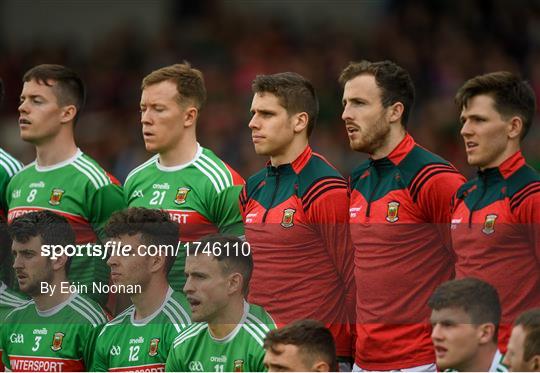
[0, 0, 539, 181]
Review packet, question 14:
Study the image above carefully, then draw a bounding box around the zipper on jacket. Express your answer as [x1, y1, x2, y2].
[262, 172, 280, 223]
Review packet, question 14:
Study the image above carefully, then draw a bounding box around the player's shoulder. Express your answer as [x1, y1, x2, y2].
[163, 291, 191, 327]
[455, 178, 478, 200]
[245, 167, 267, 197]
[0, 148, 23, 177]
[67, 293, 108, 327]
[172, 322, 208, 349]
[4, 299, 35, 321]
[297, 151, 346, 198]
[194, 146, 244, 192]
[399, 144, 460, 184]
[98, 306, 133, 336]
[349, 159, 372, 186]
[72, 152, 118, 190]
[507, 163, 540, 211]
[242, 303, 276, 347]
[246, 303, 277, 330]
[0, 287, 29, 309]
[8, 161, 36, 183]
[124, 154, 159, 185]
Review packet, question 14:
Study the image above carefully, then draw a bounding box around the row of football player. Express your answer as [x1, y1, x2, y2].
[0, 59, 538, 371]
[0, 209, 539, 372]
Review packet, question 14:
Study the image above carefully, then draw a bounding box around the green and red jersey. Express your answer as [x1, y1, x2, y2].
[0, 292, 108, 372]
[124, 144, 245, 290]
[0, 148, 23, 221]
[166, 302, 275, 372]
[5, 149, 125, 304]
[240, 146, 355, 357]
[92, 288, 191, 372]
[0, 281, 29, 371]
[451, 151, 540, 349]
[349, 134, 465, 370]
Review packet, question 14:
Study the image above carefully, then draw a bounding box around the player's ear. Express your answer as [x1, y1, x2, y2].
[312, 361, 331, 372]
[292, 112, 309, 134]
[150, 254, 166, 273]
[478, 323, 496, 344]
[183, 106, 198, 128]
[60, 104, 77, 124]
[529, 354, 540, 371]
[507, 116, 523, 140]
[51, 254, 69, 271]
[228, 272, 243, 295]
[387, 102, 404, 124]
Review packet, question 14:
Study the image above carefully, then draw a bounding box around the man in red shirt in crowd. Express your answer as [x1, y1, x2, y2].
[341, 60, 465, 371]
[451, 71, 540, 350]
[241, 72, 355, 369]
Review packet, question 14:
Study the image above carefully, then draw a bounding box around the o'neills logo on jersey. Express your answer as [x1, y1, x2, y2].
[234, 359, 244, 372]
[51, 332, 64, 351]
[174, 187, 191, 205]
[148, 338, 160, 356]
[386, 201, 400, 223]
[281, 208, 296, 228]
[49, 188, 65, 206]
[482, 214, 498, 235]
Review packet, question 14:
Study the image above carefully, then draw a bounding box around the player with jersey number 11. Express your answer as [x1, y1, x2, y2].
[166, 234, 276, 372]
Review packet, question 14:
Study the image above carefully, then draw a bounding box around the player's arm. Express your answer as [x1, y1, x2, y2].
[412, 164, 466, 255]
[86, 179, 126, 242]
[89, 329, 109, 372]
[210, 183, 245, 237]
[510, 181, 540, 263]
[303, 176, 356, 322]
[0, 319, 11, 371]
[165, 343, 184, 372]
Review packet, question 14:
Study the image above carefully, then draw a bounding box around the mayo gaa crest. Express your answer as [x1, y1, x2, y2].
[49, 188, 65, 206]
[148, 338, 159, 356]
[482, 214, 498, 235]
[281, 208, 296, 228]
[51, 332, 65, 351]
[174, 187, 190, 205]
[386, 201, 400, 223]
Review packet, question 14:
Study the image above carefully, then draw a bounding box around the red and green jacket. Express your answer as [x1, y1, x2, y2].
[349, 133, 465, 370]
[240, 146, 355, 357]
[451, 151, 540, 350]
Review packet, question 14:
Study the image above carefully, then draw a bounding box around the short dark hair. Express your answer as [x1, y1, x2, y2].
[514, 309, 540, 361]
[104, 207, 179, 274]
[264, 319, 337, 371]
[189, 234, 252, 296]
[428, 277, 501, 342]
[23, 64, 86, 124]
[0, 78, 4, 106]
[252, 72, 319, 137]
[142, 62, 207, 110]
[9, 210, 76, 271]
[339, 60, 415, 127]
[455, 71, 536, 139]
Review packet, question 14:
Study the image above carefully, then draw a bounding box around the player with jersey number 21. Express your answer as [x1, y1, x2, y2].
[124, 62, 245, 293]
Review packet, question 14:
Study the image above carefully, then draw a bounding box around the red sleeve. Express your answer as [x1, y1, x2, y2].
[511, 181, 540, 263]
[302, 177, 356, 323]
[414, 168, 466, 256]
